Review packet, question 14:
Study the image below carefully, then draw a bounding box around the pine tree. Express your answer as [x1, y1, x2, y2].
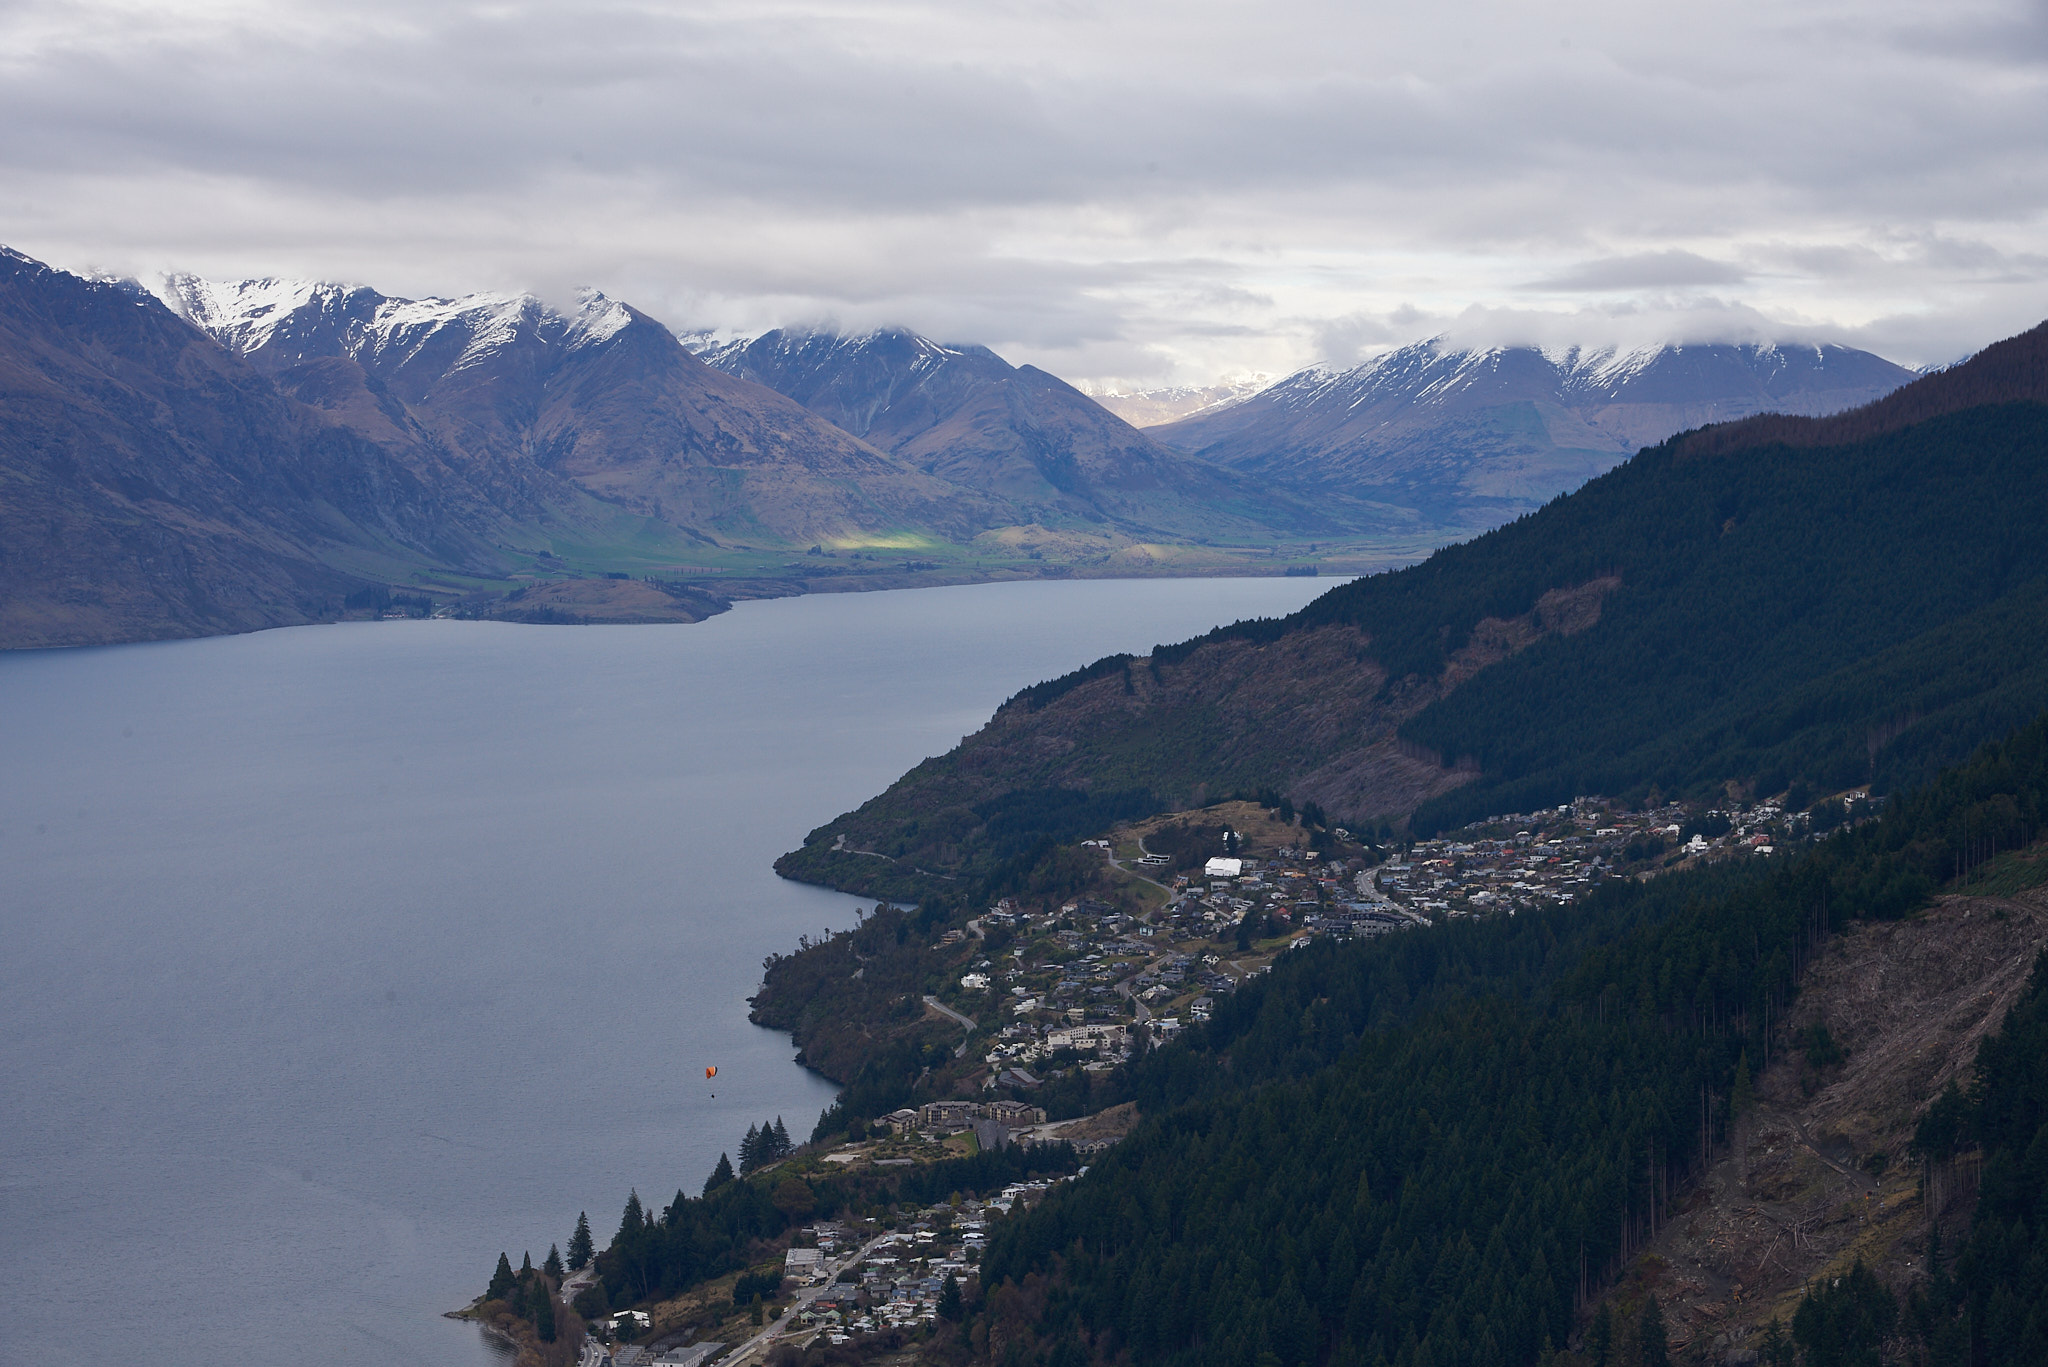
[939, 1272, 963, 1321]
[488, 1251, 517, 1302]
[568, 1211, 594, 1271]
[526, 1274, 548, 1325]
[535, 1283, 557, 1342]
[521, 1250, 534, 1277]
[616, 1190, 645, 1242]
[740, 1122, 762, 1174]
[1588, 1303, 1613, 1367]
[544, 1244, 564, 1281]
[772, 1117, 791, 1160]
[705, 1151, 736, 1194]
[1638, 1296, 1670, 1367]
[1758, 1319, 1794, 1367]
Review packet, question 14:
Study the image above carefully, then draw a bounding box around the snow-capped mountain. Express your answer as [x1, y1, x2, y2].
[1153, 338, 1916, 526]
[700, 328, 1361, 541]
[1085, 377, 1272, 427]
[161, 274, 633, 387]
[158, 275, 981, 546]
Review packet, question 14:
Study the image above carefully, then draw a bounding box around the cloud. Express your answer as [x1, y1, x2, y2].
[1522, 251, 1747, 292]
[2, 0, 2046, 378]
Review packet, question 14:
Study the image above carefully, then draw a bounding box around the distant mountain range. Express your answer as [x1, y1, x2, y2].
[699, 329, 1372, 544]
[1083, 378, 1272, 427]
[0, 243, 1938, 650]
[0, 249, 1416, 648]
[1148, 339, 1917, 526]
[778, 319, 2048, 897]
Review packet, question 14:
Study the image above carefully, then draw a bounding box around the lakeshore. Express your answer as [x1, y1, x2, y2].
[0, 575, 1337, 1367]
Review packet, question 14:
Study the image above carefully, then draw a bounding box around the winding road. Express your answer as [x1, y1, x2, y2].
[924, 995, 978, 1057]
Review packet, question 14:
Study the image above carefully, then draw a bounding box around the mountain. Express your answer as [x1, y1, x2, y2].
[0, 249, 519, 648]
[1150, 339, 1916, 527]
[1084, 377, 1269, 427]
[777, 321, 2048, 896]
[163, 278, 984, 546]
[701, 328, 1396, 542]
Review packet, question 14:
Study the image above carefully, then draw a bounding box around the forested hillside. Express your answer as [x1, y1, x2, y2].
[967, 713, 2048, 1367]
[780, 322, 2048, 894]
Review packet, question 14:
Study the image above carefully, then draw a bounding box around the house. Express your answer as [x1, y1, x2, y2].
[785, 1247, 824, 1278]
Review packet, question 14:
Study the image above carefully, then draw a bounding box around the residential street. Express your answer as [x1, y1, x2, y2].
[719, 1230, 892, 1366]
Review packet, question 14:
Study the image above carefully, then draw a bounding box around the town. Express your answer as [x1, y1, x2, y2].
[882, 787, 1881, 1121]
[527, 784, 1886, 1367]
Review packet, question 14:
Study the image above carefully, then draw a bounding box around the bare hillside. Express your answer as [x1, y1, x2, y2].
[1604, 891, 2048, 1361]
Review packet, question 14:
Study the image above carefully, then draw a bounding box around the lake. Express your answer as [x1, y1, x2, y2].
[0, 575, 1339, 1367]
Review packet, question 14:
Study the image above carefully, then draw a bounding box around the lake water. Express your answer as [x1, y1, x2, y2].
[0, 575, 1337, 1367]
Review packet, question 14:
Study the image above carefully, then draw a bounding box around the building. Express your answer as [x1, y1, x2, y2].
[917, 1100, 982, 1131]
[972, 1117, 1016, 1151]
[986, 1099, 1046, 1125]
[1204, 857, 1243, 879]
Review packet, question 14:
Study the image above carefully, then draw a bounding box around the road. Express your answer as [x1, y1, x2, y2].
[719, 1230, 892, 1366]
[1103, 835, 1174, 899]
[924, 994, 978, 1057]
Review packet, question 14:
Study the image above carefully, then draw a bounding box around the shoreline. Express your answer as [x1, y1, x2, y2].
[0, 559, 1392, 654]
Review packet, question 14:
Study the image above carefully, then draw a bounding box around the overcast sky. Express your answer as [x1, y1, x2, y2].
[5, 0, 2046, 384]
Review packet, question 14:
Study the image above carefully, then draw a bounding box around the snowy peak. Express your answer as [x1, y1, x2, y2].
[1152, 336, 1918, 528]
[159, 274, 643, 379]
[160, 274, 379, 359]
[696, 324, 1026, 447]
[1262, 337, 1912, 417]
[1088, 376, 1273, 427]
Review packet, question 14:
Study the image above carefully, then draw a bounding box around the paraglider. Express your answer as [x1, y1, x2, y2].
[705, 1064, 717, 1097]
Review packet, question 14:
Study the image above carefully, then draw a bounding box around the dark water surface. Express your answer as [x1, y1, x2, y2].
[0, 576, 1336, 1367]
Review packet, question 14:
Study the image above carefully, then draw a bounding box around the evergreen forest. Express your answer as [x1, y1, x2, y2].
[968, 713, 2048, 1367]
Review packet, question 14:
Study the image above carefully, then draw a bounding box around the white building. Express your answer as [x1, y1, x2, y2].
[1203, 857, 1243, 879]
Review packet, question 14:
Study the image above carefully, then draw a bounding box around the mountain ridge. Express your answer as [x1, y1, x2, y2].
[701, 326, 1391, 543]
[776, 320, 2048, 896]
[1149, 337, 1916, 527]
[163, 276, 989, 546]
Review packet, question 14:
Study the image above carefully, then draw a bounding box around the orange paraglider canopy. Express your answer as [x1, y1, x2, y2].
[705, 1066, 717, 1079]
